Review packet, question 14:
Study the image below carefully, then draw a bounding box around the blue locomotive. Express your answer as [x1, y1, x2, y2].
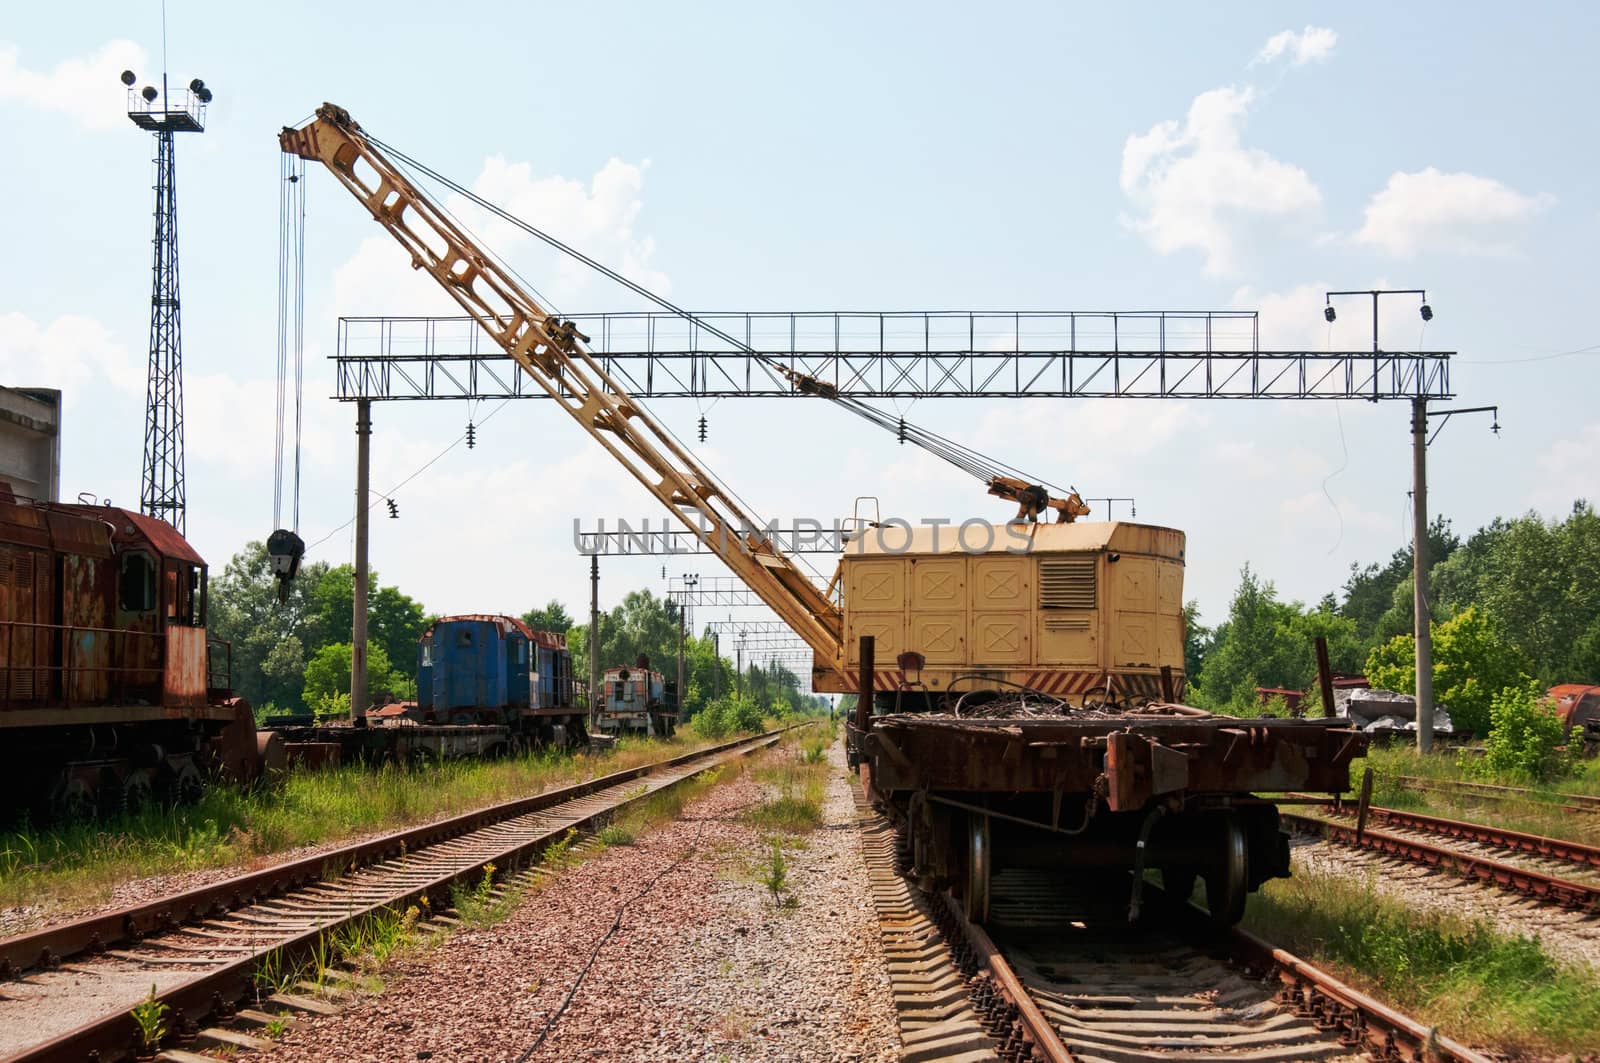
[416, 614, 587, 748]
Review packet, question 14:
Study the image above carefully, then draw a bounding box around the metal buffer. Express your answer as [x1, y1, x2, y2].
[123, 68, 213, 537]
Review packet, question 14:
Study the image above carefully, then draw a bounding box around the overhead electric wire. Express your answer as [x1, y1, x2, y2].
[363, 131, 1070, 497]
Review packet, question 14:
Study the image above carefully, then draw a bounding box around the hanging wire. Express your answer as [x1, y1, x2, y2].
[272, 153, 309, 530]
[363, 131, 1068, 497]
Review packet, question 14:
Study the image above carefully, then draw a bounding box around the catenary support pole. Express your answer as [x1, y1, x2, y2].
[589, 554, 600, 731]
[676, 598, 686, 720]
[351, 398, 371, 724]
[1412, 397, 1435, 752]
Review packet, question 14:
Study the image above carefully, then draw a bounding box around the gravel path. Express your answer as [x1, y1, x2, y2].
[253, 743, 898, 1062]
[1291, 836, 1600, 972]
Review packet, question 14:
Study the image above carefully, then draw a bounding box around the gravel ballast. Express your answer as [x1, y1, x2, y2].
[253, 741, 898, 1062]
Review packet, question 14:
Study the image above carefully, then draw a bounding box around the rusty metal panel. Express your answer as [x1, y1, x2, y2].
[62, 554, 110, 703]
[164, 624, 206, 707]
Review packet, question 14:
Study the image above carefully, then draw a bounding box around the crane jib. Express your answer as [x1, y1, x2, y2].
[282, 104, 846, 680]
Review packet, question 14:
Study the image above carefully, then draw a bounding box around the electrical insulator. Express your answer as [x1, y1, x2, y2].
[1131, 502, 1137, 517]
[386, 498, 399, 518]
[465, 421, 477, 449]
[897, 417, 907, 445]
[697, 415, 707, 443]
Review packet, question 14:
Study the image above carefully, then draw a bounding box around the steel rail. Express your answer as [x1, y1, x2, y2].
[1228, 926, 1490, 1063]
[1344, 805, 1600, 872]
[1283, 811, 1600, 912]
[0, 730, 788, 1063]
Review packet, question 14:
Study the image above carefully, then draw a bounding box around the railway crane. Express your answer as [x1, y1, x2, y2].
[282, 104, 1363, 926]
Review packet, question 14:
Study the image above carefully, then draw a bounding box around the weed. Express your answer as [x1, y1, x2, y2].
[451, 862, 521, 928]
[263, 1016, 288, 1039]
[760, 839, 790, 906]
[801, 740, 827, 765]
[541, 830, 579, 871]
[597, 822, 636, 847]
[129, 984, 169, 1054]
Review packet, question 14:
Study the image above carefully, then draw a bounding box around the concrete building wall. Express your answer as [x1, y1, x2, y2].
[0, 387, 62, 502]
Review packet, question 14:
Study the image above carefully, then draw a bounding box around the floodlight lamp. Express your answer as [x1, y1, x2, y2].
[1323, 305, 1337, 323]
[141, 85, 158, 102]
[189, 78, 204, 93]
[120, 69, 137, 86]
[197, 88, 213, 103]
[1419, 303, 1433, 322]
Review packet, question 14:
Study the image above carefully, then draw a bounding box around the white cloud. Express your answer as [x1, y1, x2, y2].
[332, 155, 666, 321]
[0, 311, 143, 397]
[0, 39, 148, 131]
[1353, 168, 1550, 257]
[1254, 26, 1338, 67]
[1532, 423, 1600, 512]
[1120, 86, 1320, 275]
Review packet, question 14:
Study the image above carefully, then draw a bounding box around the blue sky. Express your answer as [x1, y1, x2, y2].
[4, 2, 1598, 676]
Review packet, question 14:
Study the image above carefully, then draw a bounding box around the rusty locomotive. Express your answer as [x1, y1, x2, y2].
[0, 491, 256, 819]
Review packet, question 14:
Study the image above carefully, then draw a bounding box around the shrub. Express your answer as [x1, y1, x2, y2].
[1469, 682, 1579, 783]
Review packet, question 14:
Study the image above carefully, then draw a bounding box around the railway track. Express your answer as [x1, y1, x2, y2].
[1282, 805, 1600, 913]
[858, 794, 1489, 1062]
[0, 730, 785, 1063]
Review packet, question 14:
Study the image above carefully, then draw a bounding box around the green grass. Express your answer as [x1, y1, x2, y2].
[741, 751, 828, 833]
[1351, 745, 1600, 845]
[1244, 865, 1600, 1057]
[0, 733, 718, 921]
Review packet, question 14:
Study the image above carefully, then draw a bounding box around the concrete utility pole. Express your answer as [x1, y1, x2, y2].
[351, 398, 371, 724]
[1326, 290, 1436, 752]
[1410, 396, 1435, 752]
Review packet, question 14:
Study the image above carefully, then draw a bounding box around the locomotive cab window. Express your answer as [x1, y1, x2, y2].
[118, 552, 156, 612]
[420, 642, 433, 667]
[165, 564, 204, 626]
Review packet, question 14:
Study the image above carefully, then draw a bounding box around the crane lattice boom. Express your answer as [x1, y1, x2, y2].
[280, 104, 845, 679]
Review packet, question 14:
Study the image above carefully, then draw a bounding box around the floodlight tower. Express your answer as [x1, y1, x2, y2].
[122, 68, 213, 536]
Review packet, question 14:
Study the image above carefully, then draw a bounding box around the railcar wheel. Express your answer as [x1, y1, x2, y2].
[122, 770, 155, 816]
[1162, 865, 1199, 906]
[50, 774, 96, 821]
[963, 812, 991, 923]
[173, 759, 204, 805]
[1202, 813, 1248, 927]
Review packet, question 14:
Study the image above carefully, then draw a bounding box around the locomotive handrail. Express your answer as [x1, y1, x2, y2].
[0, 619, 166, 709]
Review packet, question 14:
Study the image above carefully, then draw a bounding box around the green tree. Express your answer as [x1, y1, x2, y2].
[302, 640, 409, 714]
[1472, 681, 1580, 783]
[1339, 516, 1459, 650]
[1365, 606, 1532, 737]
[522, 599, 574, 633]
[1430, 503, 1600, 683]
[209, 541, 331, 716]
[1182, 600, 1211, 684]
[305, 565, 431, 683]
[1191, 566, 1307, 710]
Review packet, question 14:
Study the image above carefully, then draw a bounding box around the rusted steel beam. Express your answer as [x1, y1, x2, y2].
[1314, 635, 1336, 719]
[940, 893, 1074, 1063]
[1283, 812, 1600, 912]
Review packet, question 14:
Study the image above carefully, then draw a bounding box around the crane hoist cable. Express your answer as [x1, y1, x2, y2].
[268, 152, 308, 602]
[363, 133, 1087, 521]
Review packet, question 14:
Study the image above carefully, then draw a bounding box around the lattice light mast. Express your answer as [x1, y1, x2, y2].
[123, 68, 212, 536]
